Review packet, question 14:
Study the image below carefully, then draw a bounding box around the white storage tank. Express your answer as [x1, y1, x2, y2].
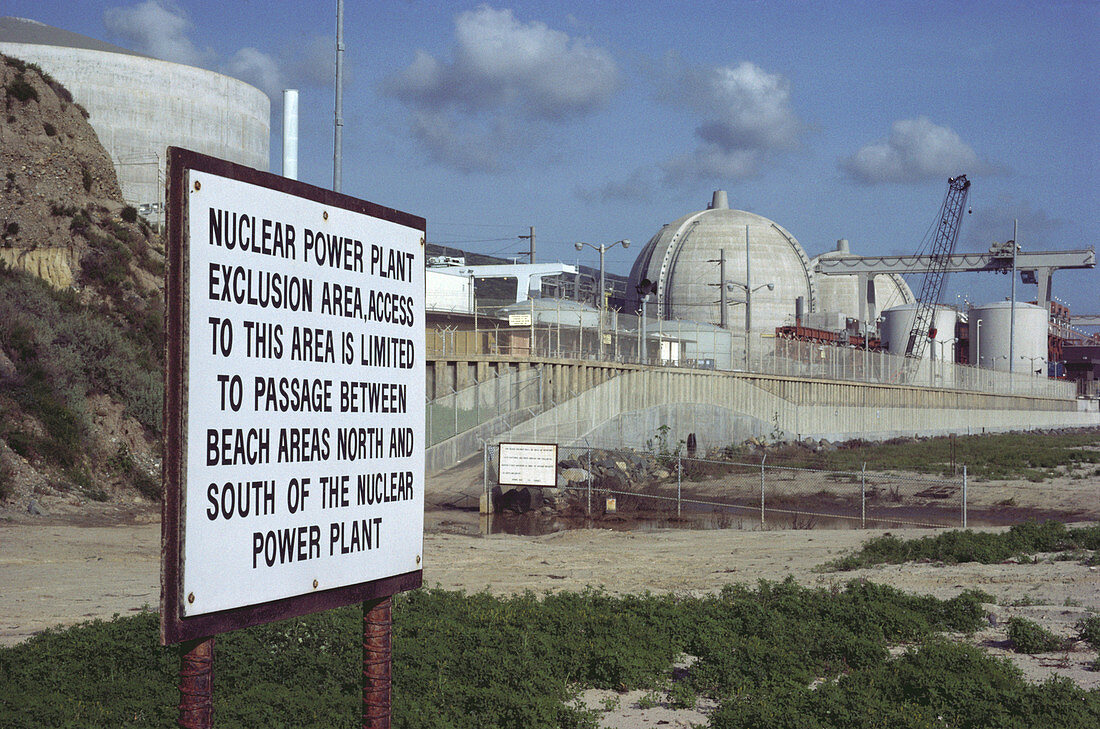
[969, 301, 1048, 373]
[880, 304, 958, 361]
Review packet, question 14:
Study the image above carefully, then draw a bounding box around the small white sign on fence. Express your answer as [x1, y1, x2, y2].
[498, 442, 557, 487]
[508, 313, 532, 327]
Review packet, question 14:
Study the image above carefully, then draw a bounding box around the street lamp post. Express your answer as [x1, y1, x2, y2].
[722, 226, 775, 370]
[575, 239, 630, 360]
[725, 279, 774, 369]
[974, 318, 982, 368]
[1021, 355, 1045, 375]
[937, 338, 958, 386]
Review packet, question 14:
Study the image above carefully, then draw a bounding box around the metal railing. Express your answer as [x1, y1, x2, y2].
[428, 302, 1074, 400]
[427, 367, 544, 447]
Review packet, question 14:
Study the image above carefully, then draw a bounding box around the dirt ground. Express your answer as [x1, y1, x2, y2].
[1, 463, 1098, 728]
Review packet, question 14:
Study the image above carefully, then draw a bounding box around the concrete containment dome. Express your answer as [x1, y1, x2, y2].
[628, 191, 815, 335]
[0, 17, 270, 218]
[811, 239, 914, 329]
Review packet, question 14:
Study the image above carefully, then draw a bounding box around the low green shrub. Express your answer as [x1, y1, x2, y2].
[2, 586, 1095, 729]
[770, 431, 1100, 482]
[711, 641, 1100, 729]
[80, 238, 132, 291]
[0, 458, 12, 501]
[823, 521, 1100, 571]
[0, 265, 164, 477]
[667, 680, 696, 709]
[1076, 615, 1100, 649]
[1007, 617, 1063, 654]
[108, 443, 161, 501]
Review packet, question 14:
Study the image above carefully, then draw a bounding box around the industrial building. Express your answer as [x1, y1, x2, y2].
[426, 187, 1094, 399]
[0, 16, 270, 221]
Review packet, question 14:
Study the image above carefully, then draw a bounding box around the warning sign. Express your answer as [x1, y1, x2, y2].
[161, 149, 424, 642]
[498, 442, 558, 487]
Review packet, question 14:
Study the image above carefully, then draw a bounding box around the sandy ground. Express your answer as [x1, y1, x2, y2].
[1, 461, 1098, 728]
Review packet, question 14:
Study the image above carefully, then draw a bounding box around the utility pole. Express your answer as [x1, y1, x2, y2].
[518, 226, 535, 263]
[745, 226, 752, 368]
[333, 0, 344, 192]
[719, 249, 727, 328]
[1009, 219, 1017, 375]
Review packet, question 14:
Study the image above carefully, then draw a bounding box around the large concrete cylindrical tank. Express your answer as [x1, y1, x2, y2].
[969, 301, 1048, 373]
[880, 304, 958, 361]
[0, 18, 270, 219]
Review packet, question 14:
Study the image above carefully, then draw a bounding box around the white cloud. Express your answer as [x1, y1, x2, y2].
[842, 117, 998, 184]
[226, 47, 283, 99]
[105, 2, 295, 99]
[409, 112, 504, 174]
[384, 5, 619, 171]
[286, 34, 336, 88]
[961, 195, 1062, 252]
[386, 5, 620, 120]
[656, 58, 801, 184]
[103, 1, 213, 67]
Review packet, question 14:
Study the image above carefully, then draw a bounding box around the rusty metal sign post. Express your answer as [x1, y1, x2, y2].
[161, 148, 424, 727]
[362, 597, 392, 728]
[178, 638, 214, 728]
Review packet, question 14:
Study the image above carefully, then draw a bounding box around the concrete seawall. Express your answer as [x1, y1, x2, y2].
[508, 369, 1098, 453]
[426, 357, 1098, 470]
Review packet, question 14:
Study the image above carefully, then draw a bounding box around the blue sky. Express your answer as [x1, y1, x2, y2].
[8, 1, 1099, 314]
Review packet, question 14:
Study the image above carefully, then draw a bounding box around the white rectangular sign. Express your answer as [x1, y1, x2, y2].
[498, 442, 558, 487]
[508, 313, 532, 327]
[181, 170, 425, 616]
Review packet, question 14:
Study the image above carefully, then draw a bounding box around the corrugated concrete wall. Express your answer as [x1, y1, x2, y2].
[500, 367, 1098, 455]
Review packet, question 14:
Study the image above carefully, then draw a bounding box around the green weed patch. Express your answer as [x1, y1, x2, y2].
[822, 521, 1100, 571]
[757, 431, 1100, 482]
[4, 581, 1095, 728]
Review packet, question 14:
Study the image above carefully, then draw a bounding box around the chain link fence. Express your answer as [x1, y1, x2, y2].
[427, 367, 544, 447]
[484, 443, 968, 532]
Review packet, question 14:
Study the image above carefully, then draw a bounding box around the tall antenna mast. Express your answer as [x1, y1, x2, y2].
[333, 0, 344, 192]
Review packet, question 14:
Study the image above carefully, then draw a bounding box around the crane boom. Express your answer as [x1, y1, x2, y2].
[904, 175, 971, 362]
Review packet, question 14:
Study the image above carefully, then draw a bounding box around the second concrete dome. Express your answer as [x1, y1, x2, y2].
[628, 191, 815, 334]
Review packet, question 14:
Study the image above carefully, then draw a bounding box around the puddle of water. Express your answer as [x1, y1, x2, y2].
[482, 501, 1085, 536]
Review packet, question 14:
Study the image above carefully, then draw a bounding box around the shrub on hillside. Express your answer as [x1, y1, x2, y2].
[0, 265, 164, 479]
[5, 77, 38, 104]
